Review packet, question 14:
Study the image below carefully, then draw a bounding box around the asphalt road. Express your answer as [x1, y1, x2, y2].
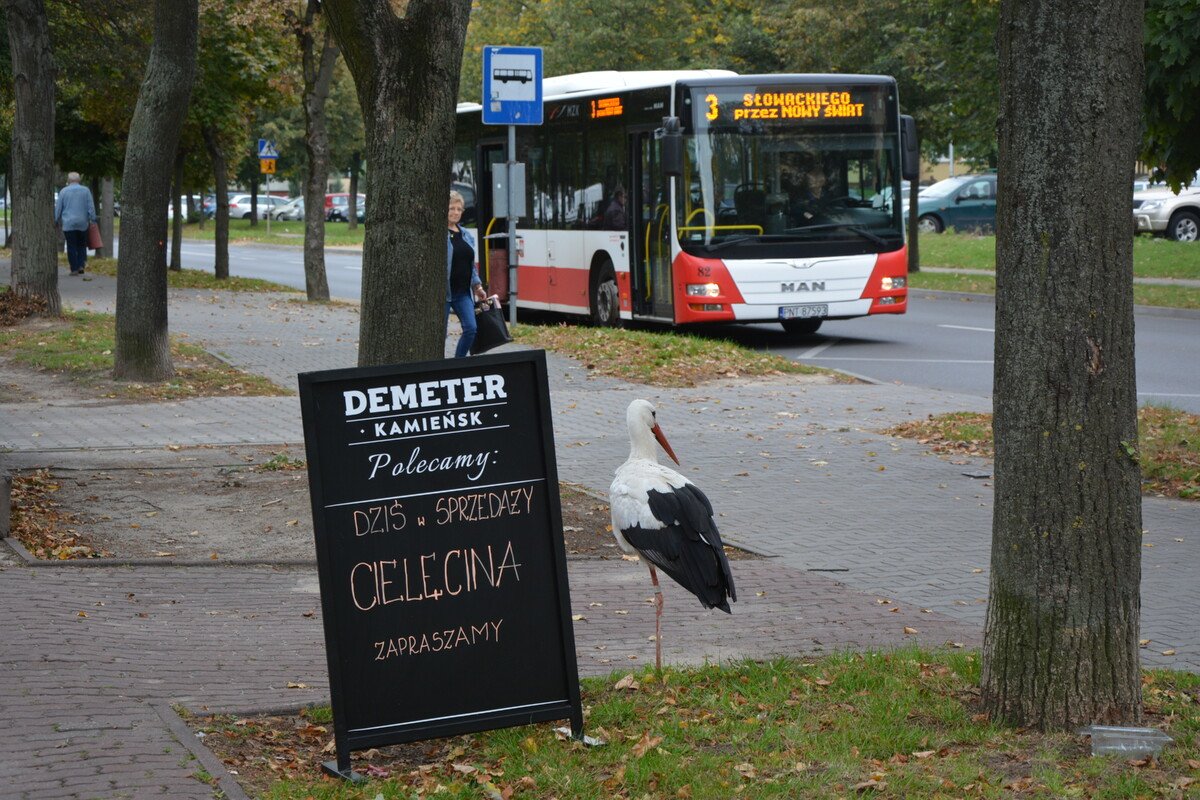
[147, 239, 1200, 414]
[715, 290, 1200, 414]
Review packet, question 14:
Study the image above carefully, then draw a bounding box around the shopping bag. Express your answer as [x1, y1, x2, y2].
[86, 222, 103, 250]
[470, 297, 512, 355]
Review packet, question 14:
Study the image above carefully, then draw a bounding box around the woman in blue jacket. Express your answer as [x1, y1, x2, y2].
[446, 190, 486, 357]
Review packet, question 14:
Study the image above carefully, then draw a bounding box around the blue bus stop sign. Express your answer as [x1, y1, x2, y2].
[482, 46, 543, 126]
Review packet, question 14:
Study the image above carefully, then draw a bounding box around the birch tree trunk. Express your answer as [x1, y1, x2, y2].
[114, 0, 199, 381]
[983, 0, 1145, 729]
[4, 0, 59, 314]
[322, 0, 471, 365]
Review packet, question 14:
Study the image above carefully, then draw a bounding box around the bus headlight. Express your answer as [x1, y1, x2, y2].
[881, 276, 906, 291]
[686, 283, 721, 297]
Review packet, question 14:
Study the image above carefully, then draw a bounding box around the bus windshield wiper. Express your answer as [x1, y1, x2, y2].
[784, 223, 891, 246]
[703, 233, 810, 252]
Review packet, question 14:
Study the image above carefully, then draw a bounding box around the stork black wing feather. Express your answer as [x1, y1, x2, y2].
[622, 484, 736, 613]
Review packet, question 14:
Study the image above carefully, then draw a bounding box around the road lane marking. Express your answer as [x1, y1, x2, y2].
[797, 337, 841, 358]
[938, 324, 995, 332]
[801, 357, 994, 364]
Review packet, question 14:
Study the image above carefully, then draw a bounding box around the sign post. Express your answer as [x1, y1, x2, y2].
[482, 46, 543, 326]
[258, 138, 278, 234]
[298, 351, 583, 780]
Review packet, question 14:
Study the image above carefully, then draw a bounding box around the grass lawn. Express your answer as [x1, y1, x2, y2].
[189, 648, 1200, 799]
[511, 322, 845, 387]
[0, 302, 286, 401]
[918, 231, 1200, 281]
[165, 217, 365, 247]
[79, 256, 301, 293]
[886, 406, 1200, 500]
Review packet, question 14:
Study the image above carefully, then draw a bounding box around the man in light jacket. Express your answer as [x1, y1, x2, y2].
[53, 172, 97, 275]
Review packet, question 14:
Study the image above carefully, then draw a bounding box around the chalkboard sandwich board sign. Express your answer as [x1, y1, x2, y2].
[298, 350, 583, 779]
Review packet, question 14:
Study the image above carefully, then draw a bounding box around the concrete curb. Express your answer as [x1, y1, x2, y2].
[151, 702, 252, 800]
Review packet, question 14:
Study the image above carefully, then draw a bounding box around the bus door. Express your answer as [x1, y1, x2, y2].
[477, 142, 508, 294]
[631, 130, 674, 320]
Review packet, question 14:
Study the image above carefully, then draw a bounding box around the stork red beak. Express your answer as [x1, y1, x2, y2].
[651, 423, 680, 465]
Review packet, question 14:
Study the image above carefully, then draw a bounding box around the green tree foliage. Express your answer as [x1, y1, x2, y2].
[1142, 0, 1200, 189]
[461, 0, 759, 103]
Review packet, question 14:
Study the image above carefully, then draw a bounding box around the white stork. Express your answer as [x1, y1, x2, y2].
[609, 399, 736, 669]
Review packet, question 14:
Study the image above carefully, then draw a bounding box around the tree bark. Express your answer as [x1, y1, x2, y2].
[347, 150, 360, 232]
[98, 177, 115, 259]
[202, 125, 230, 281]
[323, 0, 471, 365]
[169, 149, 184, 271]
[114, 0, 199, 381]
[297, 0, 336, 302]
[5, 0, 60, 315]
[983, 0, 1145, 730]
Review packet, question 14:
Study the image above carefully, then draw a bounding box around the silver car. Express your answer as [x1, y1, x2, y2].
[271, 197, 304, 221]
[1133, 173, 1200, 242]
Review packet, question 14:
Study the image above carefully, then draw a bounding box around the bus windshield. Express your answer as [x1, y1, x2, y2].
[679, 83, 905, 257]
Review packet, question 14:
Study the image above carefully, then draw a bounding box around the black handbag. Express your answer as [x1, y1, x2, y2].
[470, 298, 512, 355]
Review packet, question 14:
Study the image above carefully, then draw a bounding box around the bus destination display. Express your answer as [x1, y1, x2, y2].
[298, 351, 582, 777]
[698, 85, 887, 126]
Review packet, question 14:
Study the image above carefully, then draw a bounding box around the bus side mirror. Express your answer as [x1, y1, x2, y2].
[658, 117, 683, 177]
[900, 115, 919, 182]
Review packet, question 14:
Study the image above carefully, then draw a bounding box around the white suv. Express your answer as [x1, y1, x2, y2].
[228, 194, 289, 220]
[1133, 173, 1200, 242]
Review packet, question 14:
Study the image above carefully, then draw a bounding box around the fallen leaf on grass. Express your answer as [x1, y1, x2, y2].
[854, 777, 886, 792]
[903, 626, 918, 634]
[614, 674, 639, 691]
[286, 682, 309, 689]
[1161, 649, 1177, 656]
[631, 732, 663, 758]
[734, 762, 757, 778]
[364, 764, 390, 778]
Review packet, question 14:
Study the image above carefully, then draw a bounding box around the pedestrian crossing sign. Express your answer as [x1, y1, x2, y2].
[260, 158, 276, 174]
[257, 138, 279, 159]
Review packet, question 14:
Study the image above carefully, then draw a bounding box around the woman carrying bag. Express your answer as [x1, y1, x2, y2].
[445, 190, 486, 358]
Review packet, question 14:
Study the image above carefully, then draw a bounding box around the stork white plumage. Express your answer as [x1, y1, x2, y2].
[609, 399, 736, 669]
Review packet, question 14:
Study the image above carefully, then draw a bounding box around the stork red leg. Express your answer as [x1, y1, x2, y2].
[649, 565, 663, 670]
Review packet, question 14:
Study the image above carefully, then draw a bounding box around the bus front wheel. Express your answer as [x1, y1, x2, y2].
[590, 262, 620, 327]
[781, 318, 822, 336]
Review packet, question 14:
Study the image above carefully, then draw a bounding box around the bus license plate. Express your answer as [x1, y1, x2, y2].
[779, 304, 828, 320]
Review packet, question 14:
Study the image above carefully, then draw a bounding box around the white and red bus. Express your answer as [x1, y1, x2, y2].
[453, 70, 918, 335]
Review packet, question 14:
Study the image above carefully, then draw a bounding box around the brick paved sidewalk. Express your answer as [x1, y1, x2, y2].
[1, 265, 1196, 797]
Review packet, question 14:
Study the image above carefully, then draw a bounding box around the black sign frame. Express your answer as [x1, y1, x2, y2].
[298, 350, 583, 779]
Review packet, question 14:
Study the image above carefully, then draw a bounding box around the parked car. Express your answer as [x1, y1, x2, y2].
[1133, 172, 1200, 242]
[914, 174, 997, 234]
[271, 197, 305, 221]
[325, 193, 366, 222]
[228, 194, 290, 220]
[167, 194, 203, 220]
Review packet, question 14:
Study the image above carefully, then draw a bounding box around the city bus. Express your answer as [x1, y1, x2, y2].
[453, 70, 918, 335]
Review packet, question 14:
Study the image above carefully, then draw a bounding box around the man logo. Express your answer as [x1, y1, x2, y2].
[781, 282, 825, 293]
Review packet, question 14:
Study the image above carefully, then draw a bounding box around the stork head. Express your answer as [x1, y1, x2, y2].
[626, 399, 679, 465]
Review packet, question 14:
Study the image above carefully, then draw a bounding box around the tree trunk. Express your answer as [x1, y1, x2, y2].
[170, 149, 184, 271]
[202, 125, 230, 280]
[298, 1, 336, 302]
[982, 0, 1145, 730]
[347, 151, 361, 232]
[5, 0, 60, 315]
[98, 177, 115, 259]
[250, 185, 258, 227]
[323, 0, 471, 365]
[114, 0, 199, 381]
